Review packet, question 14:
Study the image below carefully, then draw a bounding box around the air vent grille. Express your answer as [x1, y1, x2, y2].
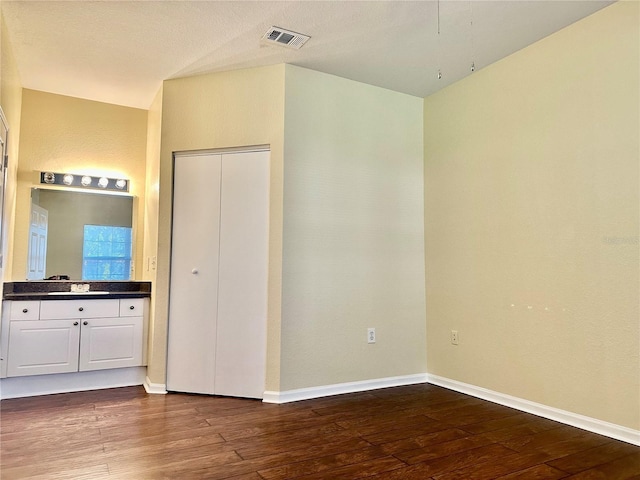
[262, 27, 310, 50]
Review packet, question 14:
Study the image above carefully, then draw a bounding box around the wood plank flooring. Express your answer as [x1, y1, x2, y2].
[1, 384, 638, 479]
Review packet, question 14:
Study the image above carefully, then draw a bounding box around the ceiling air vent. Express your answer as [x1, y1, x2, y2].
[262, 27, 310, 50]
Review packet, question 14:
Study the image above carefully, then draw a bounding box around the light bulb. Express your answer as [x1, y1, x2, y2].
[81, 176, 92, 186]
[115, 179, 127, 190]
[98, 177, 109, 188]
[63, 174, 74, 185]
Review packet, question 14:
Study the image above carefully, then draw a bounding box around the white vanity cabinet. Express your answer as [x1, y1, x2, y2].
[1, 298, 147, 378]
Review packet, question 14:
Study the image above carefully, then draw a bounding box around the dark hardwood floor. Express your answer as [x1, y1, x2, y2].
[1, 383, 638, 479]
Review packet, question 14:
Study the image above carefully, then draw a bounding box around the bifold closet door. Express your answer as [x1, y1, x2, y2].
[215, 151, 269, 398]
[167, 153, 222, 395]
[167, 150, 269, 399]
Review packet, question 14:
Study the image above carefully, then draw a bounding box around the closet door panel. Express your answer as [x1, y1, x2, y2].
[215, 151, 269, 398]
[167, 153, 222, 395]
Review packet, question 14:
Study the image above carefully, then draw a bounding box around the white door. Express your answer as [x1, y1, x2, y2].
[27, 204, 48, 280]
[167, 149, 269, 398]
[215, 151, 269, 398]
[167, 153, 222, 394]
[7, 319, 80, 376]
[79, 317, 143, 371]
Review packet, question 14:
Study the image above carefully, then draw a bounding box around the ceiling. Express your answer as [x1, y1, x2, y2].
[1, 0, 614, 110]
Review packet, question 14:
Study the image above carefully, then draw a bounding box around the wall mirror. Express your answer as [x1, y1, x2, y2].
[29, 188, 133, 281]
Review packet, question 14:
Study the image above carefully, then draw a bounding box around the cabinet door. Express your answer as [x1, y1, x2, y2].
[7, 320, 80, 377]
[79, 317, 143, 371]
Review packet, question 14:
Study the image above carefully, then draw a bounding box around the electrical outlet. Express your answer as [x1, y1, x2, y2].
[451, 330, 459, 345]
[367, 328, 376, 344]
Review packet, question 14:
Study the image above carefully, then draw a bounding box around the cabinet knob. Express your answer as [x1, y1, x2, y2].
[78, 307, 84, 312]
[22, 308, 28, 313]
[73, 321, 79, 326]
[83, 321, 88, 326]
[191, 268, 199, 274]
[129, 305, 135, 310]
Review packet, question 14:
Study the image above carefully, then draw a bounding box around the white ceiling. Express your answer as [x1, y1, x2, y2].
[1, 0, 614, 110]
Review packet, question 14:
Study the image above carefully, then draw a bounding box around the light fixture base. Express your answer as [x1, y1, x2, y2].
[40, 171, 129, 192]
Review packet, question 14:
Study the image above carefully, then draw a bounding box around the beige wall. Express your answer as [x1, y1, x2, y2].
[150, 65, 286, 389]
[153, 64, 425, 393]
[424, 1, 639, 429]
[281, 65, 426, 390]
[142, 86, 162, 284]
[141, 86, 162, 380]
[13, 90, 148, 281]
[0, 12, 22, 282]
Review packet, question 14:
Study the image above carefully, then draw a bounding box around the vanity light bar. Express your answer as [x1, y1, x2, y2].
[40, 172, 129, 192]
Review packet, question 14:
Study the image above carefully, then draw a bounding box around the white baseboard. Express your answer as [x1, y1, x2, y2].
[263, 373, 429, 404]
[427, 374, 640, 447]
[4, 367, 635, 446]
[143, 376, 167, 394]
[0, 367, 146, 400]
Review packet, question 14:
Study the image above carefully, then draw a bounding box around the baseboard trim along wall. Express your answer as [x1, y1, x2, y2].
[427, 374, 640, 447]
[262, 372, 639, 446]
[0, 367, 146, 400]
[3, 368, 636, 446]
[143, 376, 167, 394]
[262, 373, 429, 404]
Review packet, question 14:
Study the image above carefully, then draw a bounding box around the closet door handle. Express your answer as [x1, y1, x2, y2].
[73, 321, 79, 326]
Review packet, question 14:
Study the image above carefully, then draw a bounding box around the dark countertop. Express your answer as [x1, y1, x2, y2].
[2, 281, 151, 301]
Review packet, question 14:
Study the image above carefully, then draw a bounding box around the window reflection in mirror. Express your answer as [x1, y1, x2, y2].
[29, 189, 133, 281]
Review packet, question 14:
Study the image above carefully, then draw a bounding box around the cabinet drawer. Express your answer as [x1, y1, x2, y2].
[9, 301, 40, 320]
[119, 298, 145, 317]
[40, 299, 120, 319]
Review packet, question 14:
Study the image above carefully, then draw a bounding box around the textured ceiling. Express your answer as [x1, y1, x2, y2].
[1, 0, 614, 109]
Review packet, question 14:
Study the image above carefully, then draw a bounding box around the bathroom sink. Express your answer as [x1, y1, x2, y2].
[47, 291, 110, 295]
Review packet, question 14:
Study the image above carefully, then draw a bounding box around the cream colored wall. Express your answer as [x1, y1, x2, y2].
[13, 90, 148, 281]
[152, 64, 426, 393]
[149, 65, 285, 389]
[281, 65, 426, 391]
[142, 86, 162, 284]
[0, 13, 22, 282]
[141, 86, 162, 380]
[424, 1, 639, 429]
